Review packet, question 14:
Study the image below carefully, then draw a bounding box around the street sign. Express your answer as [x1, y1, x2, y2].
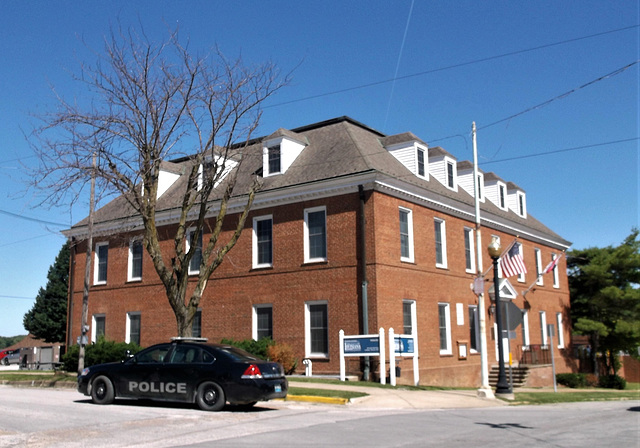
[501, 301, 523, 331]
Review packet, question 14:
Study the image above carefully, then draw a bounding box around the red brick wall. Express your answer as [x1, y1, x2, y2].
[67, 188, 572, 386]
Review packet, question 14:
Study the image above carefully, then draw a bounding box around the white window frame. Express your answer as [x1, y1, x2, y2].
[252, 215, 273, 269]
[266, 144, 281, 176]
[93, 242, 108, 285]
[468, 305, 480, 353]
[446, 160, 456, 190]
[498, 183, 507, 210]
[186, 228, 203, 275]
[416, 147, 426, 178]
[434, 218, 448, 269]
[464, 227, 476, 273]
[552, 254, 560, 288]
[540, 311, 547, 346]
[556, 312, 565, 349]
[438, 302, 452, 355]
[304, 206, 327, 263]
[128, 238, 143, 282]
[403, 299, 417, 335]
[517, 191, 527, 217]
[521, 309, 530, 347]
[305, 300, 329, 358]
[91, 314, 106, 343]
[126, 312, 141, 345]
[476, 173, 484, 201]
[253, 304, 273, 341]
[535, 249, 543, 286]
[399, 207, 414, 263]
[516, 242, 526, 283]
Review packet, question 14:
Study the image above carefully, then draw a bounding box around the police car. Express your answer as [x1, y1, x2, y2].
[78, 338, 288, 411]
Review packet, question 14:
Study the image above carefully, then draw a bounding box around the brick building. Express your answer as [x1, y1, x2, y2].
[64, 116, 572, 387]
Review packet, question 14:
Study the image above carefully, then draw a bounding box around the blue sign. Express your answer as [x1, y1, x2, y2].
[394, 336, 414, 354]
[343, 337, 380, 355]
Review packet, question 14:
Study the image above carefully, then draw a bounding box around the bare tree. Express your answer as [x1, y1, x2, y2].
[29, 27, 289, 338]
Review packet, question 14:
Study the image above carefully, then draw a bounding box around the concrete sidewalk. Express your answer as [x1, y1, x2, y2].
[288, 380, 507, 410]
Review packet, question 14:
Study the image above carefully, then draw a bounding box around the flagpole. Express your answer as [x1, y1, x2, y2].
[472, 122, 494, 399]
[522, 253, 564, 298]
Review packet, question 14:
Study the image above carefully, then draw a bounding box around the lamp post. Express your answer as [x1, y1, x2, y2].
[487, 237, 513, 397]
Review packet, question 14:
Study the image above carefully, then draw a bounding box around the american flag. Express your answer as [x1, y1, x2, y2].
[500, 243, 527, 278]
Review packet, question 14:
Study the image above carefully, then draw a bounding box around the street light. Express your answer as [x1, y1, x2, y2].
[487, 237, 513, 397]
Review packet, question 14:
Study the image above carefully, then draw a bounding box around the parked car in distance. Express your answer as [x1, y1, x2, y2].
[1, 349, 21, 365]
[77, 338, 288, 411]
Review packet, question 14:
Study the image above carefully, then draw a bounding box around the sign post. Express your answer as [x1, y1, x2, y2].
[388, 328, 419, 386]
[548, 324, 557, 393]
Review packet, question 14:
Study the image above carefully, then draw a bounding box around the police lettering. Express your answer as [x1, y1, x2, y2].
[129, 381, 187, 394]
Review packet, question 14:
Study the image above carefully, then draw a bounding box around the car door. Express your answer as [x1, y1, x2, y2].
[114, 344, 171, 399]
[160, 345, 207, 402]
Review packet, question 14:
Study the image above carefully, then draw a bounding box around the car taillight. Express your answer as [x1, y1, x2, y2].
[241, 364, 263, 379]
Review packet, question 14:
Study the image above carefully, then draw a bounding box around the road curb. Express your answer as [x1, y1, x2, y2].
[283, 394, 350, 405]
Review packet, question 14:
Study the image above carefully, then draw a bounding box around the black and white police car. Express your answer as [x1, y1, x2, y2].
[78, 338, 288, 411]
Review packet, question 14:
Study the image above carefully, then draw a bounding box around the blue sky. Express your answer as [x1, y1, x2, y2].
[1, 1, 638, 337]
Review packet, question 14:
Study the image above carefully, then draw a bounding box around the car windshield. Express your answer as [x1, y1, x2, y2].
[217, 346, 261, 362]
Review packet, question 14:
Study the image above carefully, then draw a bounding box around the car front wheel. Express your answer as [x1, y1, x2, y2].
[2, 358, 8, 366]
[91, 375, 115, 405]
[196, 381, 225, 411]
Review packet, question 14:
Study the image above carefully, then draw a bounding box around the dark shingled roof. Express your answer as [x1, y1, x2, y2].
[68, 116, 570, 248]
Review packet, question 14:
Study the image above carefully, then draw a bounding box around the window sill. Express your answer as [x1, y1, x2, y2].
[303, 260, 328, 266]
[126, 279, 142, 284]
[251, 265, 273, 271]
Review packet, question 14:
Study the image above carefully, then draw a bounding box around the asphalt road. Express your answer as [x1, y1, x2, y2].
[0, 385, 638, 447]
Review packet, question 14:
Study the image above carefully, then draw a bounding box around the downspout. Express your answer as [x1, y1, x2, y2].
[359, 185, 370, 381]
[66, 237, 76, 349]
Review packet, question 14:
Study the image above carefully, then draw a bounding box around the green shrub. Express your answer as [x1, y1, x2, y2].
[220, 337, 274, 360]
[62, 337, 141, 372]
[556, 373, 587, 388]
[598, 374, 627, 390]
[266, 342, 298, 374]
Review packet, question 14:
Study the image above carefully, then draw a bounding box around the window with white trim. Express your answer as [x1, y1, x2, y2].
[464, 227, 475, 273]
[128, 238, 143, 282]
[499, 184, 506, 209]
[305, 301, 328, 358]
[403, 300, 416, 335]
[521, 309, 530, 347]
[253, 304, 273, 340]
[192, 309, 202, 338]
[304, 207, 327, 263]
[126, 312, 141, 345]
[516, 242, 526, 283]
[253, 215, 273, 268]
[434, 218, 447, 268]
[556, 312, 565, 348]
[417, 148, 426, 178]
[446, 161, 455, 189]
[476, 174, 484, 201]
[540, 311, 547, 346]
[535, 248, 543, 286]
[187, 228, 203, 275]
[92, 314, 105, 343]
[438, 303, 452, 355]
[94, 242, 108, 285]
[399, 207, 414, 262]
[468, 305, 480, 353]
[552, 254, 560, 288]
[267, 145, 281, 175]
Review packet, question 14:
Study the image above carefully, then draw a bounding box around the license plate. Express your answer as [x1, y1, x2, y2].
[274, 385, 282, 393]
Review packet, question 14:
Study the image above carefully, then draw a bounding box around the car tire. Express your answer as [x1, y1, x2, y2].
[2, 358, 8, 366]
[196, 381, 225, 411]
[91, 375, 115, 405]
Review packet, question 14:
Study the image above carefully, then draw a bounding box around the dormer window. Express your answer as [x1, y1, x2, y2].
[447, 162, 455, 189]
[268, 145, 281, 174]
[417, 148, 425, 177]
[499, 184, 506, 209]
[262, 129, 307, 177]
[477, 174, 484, 201]
[518, 194, 525, 216]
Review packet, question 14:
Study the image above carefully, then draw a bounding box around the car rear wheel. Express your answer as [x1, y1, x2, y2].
[2, 358, 8, 366]
[196, 381, 225, 411]
[91, 375, 115, 405]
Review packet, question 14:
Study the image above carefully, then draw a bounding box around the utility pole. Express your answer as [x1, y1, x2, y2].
[78, 153, 96, 374]
[472, 122, 494, 399]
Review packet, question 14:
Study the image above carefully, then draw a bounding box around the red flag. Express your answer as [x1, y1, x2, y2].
[500, 243, 527, 278]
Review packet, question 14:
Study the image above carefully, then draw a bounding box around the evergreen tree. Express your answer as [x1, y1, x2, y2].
[23, 242, 70, 343]
[568, 229, 640, 375]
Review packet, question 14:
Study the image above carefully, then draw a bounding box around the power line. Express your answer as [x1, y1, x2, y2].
[0, 208, 68, 227]
[480, 137, 639, 165]
[264, 24, 639, 109]
[0, 295, 35, 301]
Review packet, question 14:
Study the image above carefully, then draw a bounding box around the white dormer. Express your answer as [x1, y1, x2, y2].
[484, 172, 508, 211]
[507, 182, 527, 218]
[381, 132, 429, 180]
[197, 156, 238, 191]
[262, 128, 307, 177]
[153, 161, 182, 199]
[457, 161, 485, 202]
[428, 146, 458, 192]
